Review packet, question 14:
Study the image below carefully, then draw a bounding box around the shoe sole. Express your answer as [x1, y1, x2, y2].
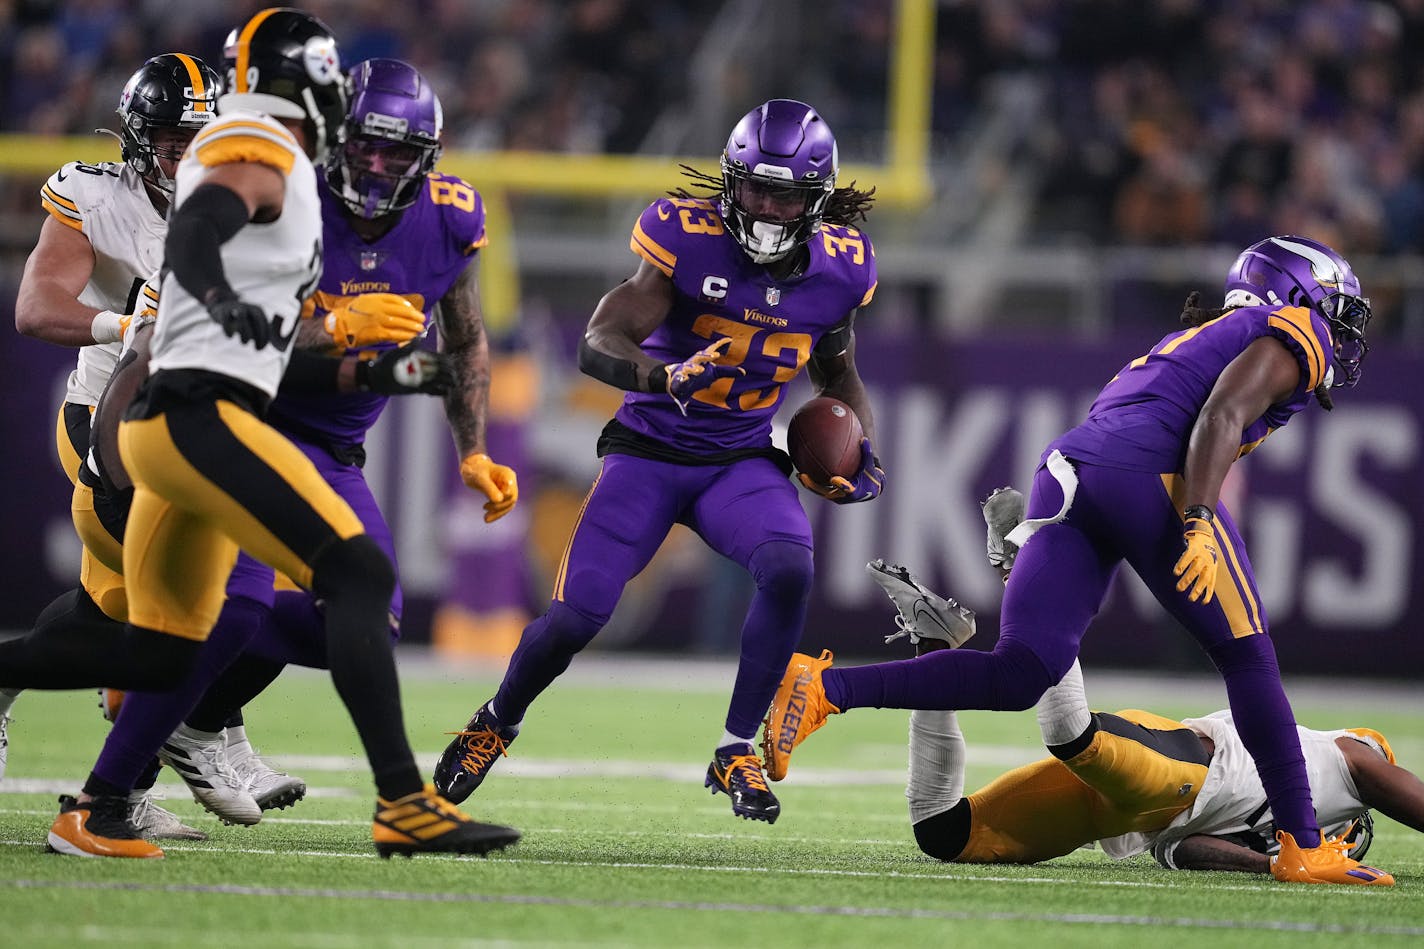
[704, 777, 780, 825]
[374, 832, 521, 860]
[46, 831, 164, 859]
[255, 783, 307, 812]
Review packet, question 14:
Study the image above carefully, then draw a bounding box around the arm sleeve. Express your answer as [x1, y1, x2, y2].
[164, 183, 251, 305]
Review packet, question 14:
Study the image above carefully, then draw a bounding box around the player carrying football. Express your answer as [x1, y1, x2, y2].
[763, 236, 1392, 883]
[434, 99, 882, 822]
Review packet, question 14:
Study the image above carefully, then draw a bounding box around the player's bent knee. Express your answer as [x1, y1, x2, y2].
[310, 534, 395, 604]
[986, 639, 1060, 711]
[541, 601, 605, 654]
[747, 540, 815, 600]
[912, 799, 971, 862]
[120, 626, 202, 691]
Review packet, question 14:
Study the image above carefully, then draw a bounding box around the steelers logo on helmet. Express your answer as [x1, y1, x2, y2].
[303, 35, 341, 86]
[217, 8, 349, 163]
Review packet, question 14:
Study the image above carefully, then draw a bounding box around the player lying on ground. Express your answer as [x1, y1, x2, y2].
[866, 547, 1416, 880]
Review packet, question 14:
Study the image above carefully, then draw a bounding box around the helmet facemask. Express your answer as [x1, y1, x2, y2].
[720, 160, 833, 264]
[115, 53, 219, 196]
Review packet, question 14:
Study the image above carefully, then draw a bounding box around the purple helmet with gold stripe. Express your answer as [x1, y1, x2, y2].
[1224, 235, 1371, 387]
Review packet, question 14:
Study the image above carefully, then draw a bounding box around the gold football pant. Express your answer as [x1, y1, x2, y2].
[57, 401, 128, 621]
[960, 709, 1210, 863]
[119, 398, 365, 641]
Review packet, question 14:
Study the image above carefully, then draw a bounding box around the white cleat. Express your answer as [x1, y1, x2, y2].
[126, 790, 208, 841]
[982, 486, 1026, 575]
[866, 559, 977, 649]
[226, 732, 306, 812]
[158, 725, 261, 826]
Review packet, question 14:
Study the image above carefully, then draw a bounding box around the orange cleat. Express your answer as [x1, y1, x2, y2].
[46, 795, 164, 859]
[760, 650, 840, 782]
[1270, 829, 1394, 886]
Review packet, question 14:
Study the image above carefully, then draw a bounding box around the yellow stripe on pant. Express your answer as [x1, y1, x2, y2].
[56, 401, 128, 622]
[119, 399, 366, 641]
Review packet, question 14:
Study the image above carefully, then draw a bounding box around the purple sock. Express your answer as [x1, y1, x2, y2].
[823, 637, 1058, 713]
[1208, 634, 1321, 849]
[724, 542, 813, 739]
[91, 597, 266, 790]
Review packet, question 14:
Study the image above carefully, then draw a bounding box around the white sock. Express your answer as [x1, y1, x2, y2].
[906, 710, 965, 824]
[0, 687, 20, 718]
[717, 729, 753, 752]
[225, 724, 252, 754]
[1036, 659, 1092, 748]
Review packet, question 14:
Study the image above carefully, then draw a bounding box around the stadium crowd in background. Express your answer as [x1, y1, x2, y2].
[6, 1, 1424, 261]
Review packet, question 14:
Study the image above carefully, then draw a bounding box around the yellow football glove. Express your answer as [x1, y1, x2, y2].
[324, 293, 427, 349]
[460, 452, 519, 523]
[1173, 507, 1219, 604]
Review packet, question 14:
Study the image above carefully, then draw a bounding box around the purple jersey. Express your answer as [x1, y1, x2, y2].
[266, 173, 488, 448]
[1051, 304, 1333, 472]
[617, 197, 877, 453]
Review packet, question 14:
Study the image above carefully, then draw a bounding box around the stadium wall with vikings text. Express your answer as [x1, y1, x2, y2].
[4, 317, 1420, 679]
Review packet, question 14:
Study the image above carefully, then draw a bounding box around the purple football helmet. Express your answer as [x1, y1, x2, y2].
[328, 58, 443, 219]
[1223, 235, 1372, 387]
[720, 99, 838, 264]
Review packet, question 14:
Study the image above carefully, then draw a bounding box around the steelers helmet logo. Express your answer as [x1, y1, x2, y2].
[303, 36, 341, 85]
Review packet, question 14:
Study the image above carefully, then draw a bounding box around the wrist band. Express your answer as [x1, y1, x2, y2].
[1183, 504, 1214, 524]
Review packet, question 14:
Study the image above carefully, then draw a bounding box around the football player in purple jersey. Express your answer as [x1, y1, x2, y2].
[433, 99, 882, 823]
[41, 57, 521, 856]
[763, 236, 1393, 883]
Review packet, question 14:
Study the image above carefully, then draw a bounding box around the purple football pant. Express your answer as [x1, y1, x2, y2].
[92, 435, 400, 792]
[824, 457, 1321, 846]
[495, 453, 814, 740]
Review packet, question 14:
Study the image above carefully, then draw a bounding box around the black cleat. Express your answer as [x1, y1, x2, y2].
[432, 702, 518, 804]
[372, 785, 521, 858]
[705, 743, 780, 824]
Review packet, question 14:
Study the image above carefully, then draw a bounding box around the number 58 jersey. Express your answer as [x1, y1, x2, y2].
[619, 197, 877, 454]
[150, 111, 322, 400]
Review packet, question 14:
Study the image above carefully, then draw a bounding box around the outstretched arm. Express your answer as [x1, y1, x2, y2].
[1168, 834, 1270, 874]
[1340, 736, 1424, 832]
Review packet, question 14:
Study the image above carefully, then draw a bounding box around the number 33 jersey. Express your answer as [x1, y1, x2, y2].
[621, 197, 877, 454]
[40, 160, 166, 406]
[150, 111, 322, 400]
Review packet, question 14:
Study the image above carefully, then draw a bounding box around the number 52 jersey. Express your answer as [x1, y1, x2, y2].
[620, 197, 877, 454]
[150, 111, 322, 400]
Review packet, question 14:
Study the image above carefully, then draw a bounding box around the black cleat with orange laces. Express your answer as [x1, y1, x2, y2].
[705, 742, 781, 823]
[432, 702, 518, 805]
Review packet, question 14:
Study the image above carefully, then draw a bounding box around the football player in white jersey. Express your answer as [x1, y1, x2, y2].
[1, 52, 221, 841]
[0, 7, 519, 861]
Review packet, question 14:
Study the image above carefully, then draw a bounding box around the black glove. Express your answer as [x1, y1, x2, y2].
[355, 341, 455, 395]
[206, 290, 271, 349]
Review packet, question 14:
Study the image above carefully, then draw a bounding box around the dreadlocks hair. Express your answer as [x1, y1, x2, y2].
[1179, 291, 1335, 411]
[671, 164, 877, 226]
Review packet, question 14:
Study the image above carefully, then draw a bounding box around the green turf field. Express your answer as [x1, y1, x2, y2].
[1, 655, 1421, 947]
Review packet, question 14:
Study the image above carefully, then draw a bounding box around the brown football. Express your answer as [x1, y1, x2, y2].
[787, 396, 864, 485]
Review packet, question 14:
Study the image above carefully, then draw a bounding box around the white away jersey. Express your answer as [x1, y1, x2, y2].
[150, 111, 321, 399]
[40, 161, 167, 405]
[1099, 710, 1386, 864]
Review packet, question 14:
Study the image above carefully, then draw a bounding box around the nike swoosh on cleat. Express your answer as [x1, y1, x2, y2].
[911, 602, 955, 637]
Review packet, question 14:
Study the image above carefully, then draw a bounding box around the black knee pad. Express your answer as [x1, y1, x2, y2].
[309, 534, 395, 603]
[912, 799, 971, 862]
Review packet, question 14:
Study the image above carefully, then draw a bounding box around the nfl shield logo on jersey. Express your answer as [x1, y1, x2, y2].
[360, 251, 383, 272]
[765, 287, 781, 306]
